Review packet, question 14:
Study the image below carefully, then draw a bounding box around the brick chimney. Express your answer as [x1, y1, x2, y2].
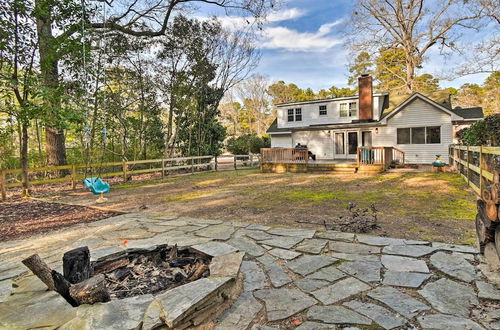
[358, 74, 373, 121]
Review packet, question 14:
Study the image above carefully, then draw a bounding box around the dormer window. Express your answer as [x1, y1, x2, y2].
[319, 105, 327, 116]
[340, 102, 358, 117]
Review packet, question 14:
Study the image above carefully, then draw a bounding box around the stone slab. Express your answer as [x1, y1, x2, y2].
[265, 264, 292, 288]
[367, 286, 430, 318]
[311, 277, 371, 305]
[417, 314, 484, 330]
[215, 292, 262, 330]
[258, 236, 304, 249]
[357, 235, 405, 246]
[153, 277, 232, 327]
[295, 278, 331, 292]
[430, 251, 478, 283]
[307, 265, 347, 282]
[382, 244, 437, 257]
[338, 261, 382, 283]
[296, 321, 338, 329]
[256, 254, 276, 266]
[344, 300, 406, 329]
[329, 241, 380, 254]
[432, 242, 479, 254]
[294, 239, 328, 254]
[307, 305, 372, 325]
[210, 252, 245, 278]
[247, 224, 271, 231]
[63, 294, 153, 330]
[316, 231, 355, 242]
[476, 281, 500, 300]
[331, 253, 380, 262]
[268, 228, 316, 238]
[254, 288, 317, 321]
[227, 237, 265, 257]
[382, 271, 431, 288]
[192, 242, 238, 257]
[194, 224, 235, 241]
[243, 230, 275, 241]
[418, 278, 478, 317]
[286, 255, 337, 276]
[381, 255, 429, 273]
[241, 261, 267, 292]
[268, 248, 301, 260]
[0, 280, 11, 302]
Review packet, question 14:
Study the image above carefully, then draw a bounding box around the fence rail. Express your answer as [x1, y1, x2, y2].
[449, 145, 500, 196]
[0, 154, 259, 200]
[260, 148, 309, 164]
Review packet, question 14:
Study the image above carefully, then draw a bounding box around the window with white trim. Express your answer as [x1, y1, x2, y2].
[340, 102, 358, 117]
[397, 126, 441, 144]
[319, 105, 327, 116]
[287, 109, 294, 122]
[295, 108, 302, 121]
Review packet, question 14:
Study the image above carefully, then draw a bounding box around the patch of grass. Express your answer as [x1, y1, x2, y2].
[164, 191, 210, 202]
[429, 197, 476, 221]
[462, 230, 478, 246]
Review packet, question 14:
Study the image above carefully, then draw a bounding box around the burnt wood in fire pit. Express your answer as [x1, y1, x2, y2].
[63, 246, 91, 284]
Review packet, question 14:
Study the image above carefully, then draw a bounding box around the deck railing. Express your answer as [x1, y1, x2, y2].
[260, 148, 309, 164]
[357, 147, 405, 168]
[449, 144, 500, 196]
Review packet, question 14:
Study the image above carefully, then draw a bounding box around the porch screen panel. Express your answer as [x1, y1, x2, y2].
[335, 133, 344, 154]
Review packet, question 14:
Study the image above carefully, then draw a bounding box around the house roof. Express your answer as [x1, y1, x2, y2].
[381, 90, 452, 119]
[450, 107, 484, 119]
[266, 118, 291, 134]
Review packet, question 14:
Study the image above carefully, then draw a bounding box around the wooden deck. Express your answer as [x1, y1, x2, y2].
[260, 147, 405, 174]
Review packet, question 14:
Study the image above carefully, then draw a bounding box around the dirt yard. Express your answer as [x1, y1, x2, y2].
[0, 199, 118, 241]
[48, 169, 478, 245]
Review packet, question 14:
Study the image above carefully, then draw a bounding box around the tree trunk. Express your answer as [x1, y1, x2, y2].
[21, 122, 30, 196]
[405, 56, 415, 94]
[34, 0, 67, 167]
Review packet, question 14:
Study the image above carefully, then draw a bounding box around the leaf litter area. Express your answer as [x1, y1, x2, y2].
[0, 199, 117, 241]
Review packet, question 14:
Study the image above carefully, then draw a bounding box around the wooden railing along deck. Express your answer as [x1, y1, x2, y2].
[357, 146, 405, 168]
[260, 148, 309, 164]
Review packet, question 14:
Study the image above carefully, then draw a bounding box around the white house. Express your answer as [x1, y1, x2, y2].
[267, 75, 483, 164]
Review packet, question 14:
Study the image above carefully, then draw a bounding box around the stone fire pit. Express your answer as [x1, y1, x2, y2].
[4, 236, 244, 329]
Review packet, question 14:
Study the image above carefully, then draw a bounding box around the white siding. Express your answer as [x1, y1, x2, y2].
[292, 130, 333, 159]
[270, 134, 293, 148]
[373, 98, 453, 164]
[276, 95, 386, 129]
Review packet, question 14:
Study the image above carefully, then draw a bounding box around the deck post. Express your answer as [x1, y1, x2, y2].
[1, 170, 6, 200]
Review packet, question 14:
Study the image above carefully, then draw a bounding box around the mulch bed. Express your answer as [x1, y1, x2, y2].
[0, 199, 118, 241]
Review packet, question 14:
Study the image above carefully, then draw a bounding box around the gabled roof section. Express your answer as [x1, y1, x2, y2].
[450, 107, 484, 119]
[381, 90, 452, 119]
[266, 118, 291, 134]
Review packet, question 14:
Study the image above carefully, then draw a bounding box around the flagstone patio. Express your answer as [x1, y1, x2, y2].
[0, 213, 499, 329]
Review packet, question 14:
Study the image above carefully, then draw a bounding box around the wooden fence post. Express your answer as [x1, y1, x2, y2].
[250, 154, 254, 168]
[161, 160, 165, 177]
[122, 161, 128, 182]
[71, 165, 77, 190]
[215, 156, 218, 171]
[1, 170, 6, 201]
[234, 156, 237, 170]
[191, 157, 194, 174]
[466, 146, 470, 185]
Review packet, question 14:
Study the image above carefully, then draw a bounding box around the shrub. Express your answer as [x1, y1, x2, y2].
[226, 134, 268, 154]
[457, 114, 500, 146]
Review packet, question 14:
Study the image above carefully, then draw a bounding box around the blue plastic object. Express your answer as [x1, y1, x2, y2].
[83, 177, 110, 195]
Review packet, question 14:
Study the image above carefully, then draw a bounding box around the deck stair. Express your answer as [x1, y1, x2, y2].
[307, 163, 358, 173]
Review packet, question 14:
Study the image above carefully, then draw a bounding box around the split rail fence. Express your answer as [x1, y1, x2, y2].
[449, 145, 500, 196]
[0, 154, 259, 200]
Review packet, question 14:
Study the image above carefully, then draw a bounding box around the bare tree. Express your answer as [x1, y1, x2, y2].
[237, 74, 271, 136]
[347, 0, 487, 93]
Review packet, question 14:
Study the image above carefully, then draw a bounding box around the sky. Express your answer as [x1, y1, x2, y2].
[201, 0, 495, 92]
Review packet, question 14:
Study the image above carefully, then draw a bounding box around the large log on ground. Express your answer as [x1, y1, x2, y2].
[52, 270, 78, 307]
[63, 246, 91, 284]
[22, 254, 56, 291]
[69, 274, 110, 305]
